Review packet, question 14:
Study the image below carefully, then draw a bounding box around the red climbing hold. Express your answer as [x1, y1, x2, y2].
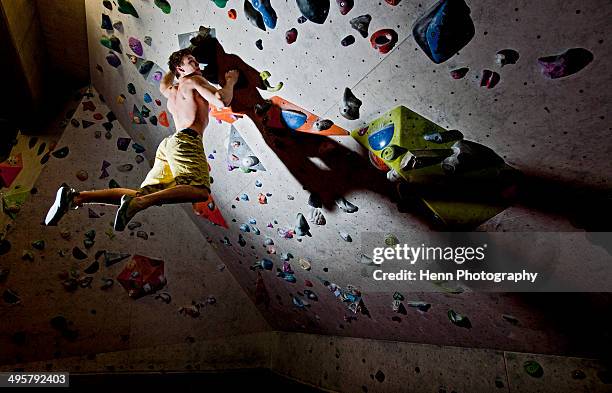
[93, 113, 104, 120]
[117, 255, 166, 299]
[158, 111, 170, 127]
[193, 195, 229, 228]
[228, 9, 237, 19]
[286, 28, 298, 44]
[370, 29, 398, 54]
[481, 69, 500, 88]
[82, 101, 96, 111]
[385, 0, 401, 4]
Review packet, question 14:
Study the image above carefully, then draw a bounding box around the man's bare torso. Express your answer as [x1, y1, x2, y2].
[166, 76, 209, 135]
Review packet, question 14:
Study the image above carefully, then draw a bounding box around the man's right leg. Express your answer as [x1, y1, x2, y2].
[44, 185, 139, 226]
[74, 188, 138, 206]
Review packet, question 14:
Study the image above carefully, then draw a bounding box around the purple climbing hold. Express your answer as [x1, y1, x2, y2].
[128, 37, 143, 56]
[286, 28, 298, 44]
[538, 48, 593, 79]
[106, 52, 121, 67]
[117, 137, 131, 151]
[450, 67, 469, 79]
[413, 0, 475, 64]
[296, 0, 330, 24]
[341, 35, 355, 47]
[336, 0, 353, 15]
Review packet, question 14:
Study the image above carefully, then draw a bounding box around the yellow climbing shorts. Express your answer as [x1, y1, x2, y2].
[138, 128, 210, 195]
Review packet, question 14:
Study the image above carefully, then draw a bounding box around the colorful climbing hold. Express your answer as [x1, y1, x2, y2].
[336, 0, 353, 15]
[523, 360, 544, 378]
[154, 0, 171, 14]
[101, 14, 113, 30]
[538, 48, 593, 79]
[341, 35, 355, 47]
[413, 0, 475, 64]
[481, 69, 500, 88]
[117, 0, 139, 18]
[249, 0, 277, 29]
[244, 0, 266, 31]
[106, 52, 121, 67]
[370, 29, 398, 54]
[228, 8, 237, 19]
[340, 87, 362, 120]
[285, 28, 298, 44]
[350, 14, 371, 38]
[296, 0, 329, 24]
[450, 67, 469, 79]
[158, 111, 169, 127]
[128, 37, 143, 56]
[496, 49, 519, 67]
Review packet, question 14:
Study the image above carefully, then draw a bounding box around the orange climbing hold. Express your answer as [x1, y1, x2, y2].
[267, 96, 349, 136]
[158, 111, 170, 127]
[193, 195, 228, 228]
[228, 9, 237, 19]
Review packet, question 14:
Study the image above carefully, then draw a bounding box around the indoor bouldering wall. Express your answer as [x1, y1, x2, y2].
[78, 0, 612, 377]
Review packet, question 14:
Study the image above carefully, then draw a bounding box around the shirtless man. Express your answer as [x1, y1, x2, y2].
[44, 47, 239, 231]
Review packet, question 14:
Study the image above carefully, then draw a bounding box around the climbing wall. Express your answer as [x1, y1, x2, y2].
[81, 0, 611, 362]
[0, 90, 270, 365]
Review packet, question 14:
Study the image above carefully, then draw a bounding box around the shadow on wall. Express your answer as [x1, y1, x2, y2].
[192, 36, 612, 233]
[192, 36, 413, 216]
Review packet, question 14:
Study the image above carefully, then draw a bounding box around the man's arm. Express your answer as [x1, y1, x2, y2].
[181, 75, 225, 108]
[159, 71, 175, 98]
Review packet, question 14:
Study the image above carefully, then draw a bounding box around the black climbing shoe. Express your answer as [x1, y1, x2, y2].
[114, 195, 136, 231]
[45, 184, 79, 226]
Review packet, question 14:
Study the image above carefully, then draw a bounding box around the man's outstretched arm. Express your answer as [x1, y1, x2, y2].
[181, 75, 225, 108]
[160, 71, 175, 98]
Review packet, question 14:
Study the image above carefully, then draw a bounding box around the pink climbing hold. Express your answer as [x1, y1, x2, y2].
[538, 48, 593, 79]
[286, 28, 298, 44]
[128, 37, 143, 56]
[450, 67, 469, 79]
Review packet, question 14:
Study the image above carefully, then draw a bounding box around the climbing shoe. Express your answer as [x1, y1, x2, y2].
[45, 184, 79, 226]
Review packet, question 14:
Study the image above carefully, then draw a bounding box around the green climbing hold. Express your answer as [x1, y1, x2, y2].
[127, 83, 136, 94]
[52, 146, 69, 158]
[523, 360, 544, 378]
[118, 0, 139, 18]
[84, 229, 96, 240]
[109, 179, 121, 188]
[154, 0, 171, 13]
[448, 309, 472, 328]
[211, 0, 229, 7]
[100, 36, 121, 53]
[31, 240, 45, 250]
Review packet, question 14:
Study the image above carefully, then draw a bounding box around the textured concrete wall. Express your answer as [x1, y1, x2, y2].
[82, 0, 611, 360]
[36, 0, 89, 86]
[0, 0, 46, 110]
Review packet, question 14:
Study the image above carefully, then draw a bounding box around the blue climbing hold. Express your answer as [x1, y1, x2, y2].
[260, 259, 273, 270]
[240, 223, 250, 232]
[368, 124, 395, 151]
[101, 14, 113, 30]
[413, 0, 475, 64]
[143, 93, 152, 103]
[281, 109, 308, 130]
[249, 0, 277, 29]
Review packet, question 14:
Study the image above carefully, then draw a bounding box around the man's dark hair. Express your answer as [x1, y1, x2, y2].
[168, 48, 193, 76]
